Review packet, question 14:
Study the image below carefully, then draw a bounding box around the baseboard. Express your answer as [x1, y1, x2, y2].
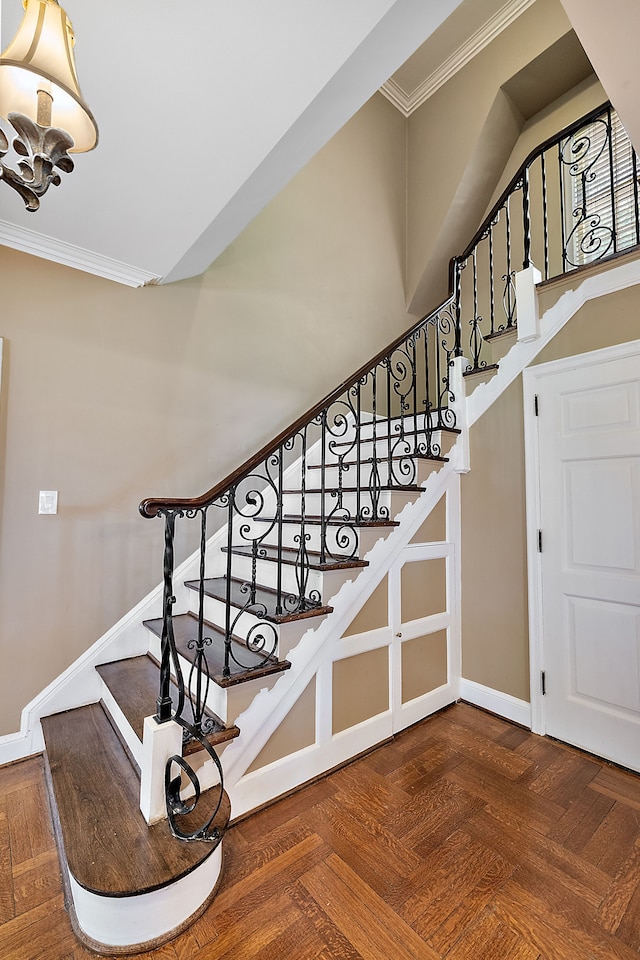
[458, 678, 531, 728]
[0, 730, 38, 766]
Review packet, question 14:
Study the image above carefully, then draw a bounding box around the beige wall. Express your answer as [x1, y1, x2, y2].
[406, 0, 577, 315]
[0, 92, 410, 735]
[461, 279, 640, 702]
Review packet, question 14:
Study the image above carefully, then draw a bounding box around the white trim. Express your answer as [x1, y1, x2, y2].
[69, 844, 222, 949]
[0, 221, 161, 288]
[458, 678, 531, 728]
[222, 457, 461, 815]
[379, 0, 536, 117]
[522, 338, 640, 738]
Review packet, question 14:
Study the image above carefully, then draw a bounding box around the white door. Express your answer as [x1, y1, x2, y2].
[534, 345, 640, 769]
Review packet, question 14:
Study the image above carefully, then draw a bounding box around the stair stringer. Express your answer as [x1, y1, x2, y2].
[213, 456, 460, 820]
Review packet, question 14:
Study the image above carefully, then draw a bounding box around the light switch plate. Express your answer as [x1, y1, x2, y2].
[39, 491, 58, 515]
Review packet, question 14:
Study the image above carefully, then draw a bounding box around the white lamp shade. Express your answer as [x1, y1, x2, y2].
[0, 0, 98, 152]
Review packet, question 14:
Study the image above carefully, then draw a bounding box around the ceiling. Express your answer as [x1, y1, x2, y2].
[0, 0, 634, 288]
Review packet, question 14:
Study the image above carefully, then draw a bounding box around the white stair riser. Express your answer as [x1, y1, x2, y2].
[324, 429, 455, 459]
[237, 521, 394, 557]
[305, 458, 441, 487]
[223, 551, 362, 601]
[188, 592, 321, 659]
[281, 489, 419, 516]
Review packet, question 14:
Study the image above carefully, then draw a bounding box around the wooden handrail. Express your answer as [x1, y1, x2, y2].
[139, 294, 455, 517]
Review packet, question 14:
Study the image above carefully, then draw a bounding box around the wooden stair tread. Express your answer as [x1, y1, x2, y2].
[42, 703, 229, 897]
[253, 514, 400, 528]
[463, 362, 499, 377]
[143, 613, 291, 685]
[222, 543, 367, 571]
[330, 425, 460, 448]
[307, 453, 448, 468]
[96, 656, 239, 744]
[282, 484, 423, 494]
[185, 577, 333, 623]
[484, 326, 517, 342]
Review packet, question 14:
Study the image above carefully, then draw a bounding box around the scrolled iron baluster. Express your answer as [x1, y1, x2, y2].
[165, 717, 226, 842]
[227, 594, 278, 669]
[437, 305, 457, 430]
[501, 270, 516, 329]
[560, 115, 613, 267]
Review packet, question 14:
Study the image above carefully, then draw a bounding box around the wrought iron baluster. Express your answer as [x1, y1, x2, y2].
[186, 507, 211, 736]
[558, 138, 567, 273]
[453, 259, 463, 358]
[276, 446, 284, 614]
[223, 491, 234, 678]
[541, 152, 549, 279]
[386, 357, 393, 488]
[488, 220, 495, 335]
[410, 337, 418, 453]
[469, 251, 483, 368]
[423, 323, 432, 456]
[156, 510, 183, 724]
[295, 427, 309, 607]
[633, 146, 640, 247]
[503, 196, 516, 328]
[355, 381, 362, 522]
[319, 413, 327, 565]
[522, 165, 531, 270]
[606, 106, 617, 252]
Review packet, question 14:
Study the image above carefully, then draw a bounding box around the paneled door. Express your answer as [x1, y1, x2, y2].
[533, 344, 640, 769]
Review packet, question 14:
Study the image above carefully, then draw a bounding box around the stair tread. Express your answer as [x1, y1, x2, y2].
[330, 425, 460, 448]
[256, 514, 400, 528]
[223, 543, 367, 571]
[96, 656, 240, 743]
[143, 613, 291, 685]
[42, 703, 229, 897]
[463, 362, 499, 377]
[283, 484, 423, 494]
[186, 577, 333, 623]
[307, 453, 448, 468]
[484, 325, 517, 342]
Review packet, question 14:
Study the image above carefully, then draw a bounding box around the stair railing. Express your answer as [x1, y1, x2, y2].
[455, 101, 639, 373]
[139, 99, 638, 836]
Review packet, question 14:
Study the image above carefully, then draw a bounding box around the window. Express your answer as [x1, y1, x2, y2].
[565, 109, 639, 268]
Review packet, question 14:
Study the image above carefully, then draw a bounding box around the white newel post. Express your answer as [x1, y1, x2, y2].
[139, 715, 183, 824]
[450, 355, 470, 474]
[516, 265, 542, 342]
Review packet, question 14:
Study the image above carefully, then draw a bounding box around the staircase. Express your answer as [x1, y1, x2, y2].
[20, 101, 640, 953]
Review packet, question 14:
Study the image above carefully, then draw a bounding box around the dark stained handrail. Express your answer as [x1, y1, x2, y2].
[139, 292, 456, 518]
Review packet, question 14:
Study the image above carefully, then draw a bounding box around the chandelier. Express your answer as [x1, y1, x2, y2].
[0, 0, 98, 211]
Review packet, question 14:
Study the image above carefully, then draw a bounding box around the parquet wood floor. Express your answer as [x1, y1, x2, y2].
[3, 702, 640, 958]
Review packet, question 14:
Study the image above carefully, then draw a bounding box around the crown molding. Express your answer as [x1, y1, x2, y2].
[380, 0, 537, 117]
[0, 220, 162, 287]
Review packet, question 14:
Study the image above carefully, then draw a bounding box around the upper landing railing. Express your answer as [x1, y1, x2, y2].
[138, 101, 638, 839]
[454, 101, 639, 371]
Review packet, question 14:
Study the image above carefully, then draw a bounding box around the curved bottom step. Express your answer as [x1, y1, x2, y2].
[66, 844, 224, 955]
[41, 702, 229, 953]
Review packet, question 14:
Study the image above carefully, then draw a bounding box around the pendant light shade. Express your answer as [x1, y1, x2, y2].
[0, 0, 98, 152]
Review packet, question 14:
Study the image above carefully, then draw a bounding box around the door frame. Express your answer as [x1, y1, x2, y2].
[523, 338, 640, 737]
